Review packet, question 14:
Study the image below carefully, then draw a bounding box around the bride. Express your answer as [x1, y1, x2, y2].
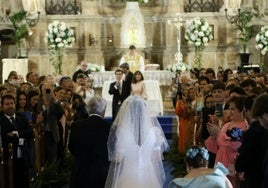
[105, 96, 169, 188]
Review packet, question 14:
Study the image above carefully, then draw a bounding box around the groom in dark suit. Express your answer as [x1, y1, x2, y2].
[108, 68, 130, 120]
[68, 96, 111, 188]
[0, 93, 34, 188]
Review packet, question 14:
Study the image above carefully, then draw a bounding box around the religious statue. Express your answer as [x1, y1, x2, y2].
[120, 45, 145, 72]
[120, 2, 146, 48]
[258, 0, 267, 16]
[222, 0, 241, 10]
[22, 0, 46, 14]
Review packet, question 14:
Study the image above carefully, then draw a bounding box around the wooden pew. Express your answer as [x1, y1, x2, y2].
[8, 143, 14, 188]
[0, 148, 4, 188]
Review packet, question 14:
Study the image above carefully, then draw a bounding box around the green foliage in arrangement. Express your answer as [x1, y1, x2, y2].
[31, 150, 74, 188]
[235, 7, 259, 53]
[164, 135, 187, 178]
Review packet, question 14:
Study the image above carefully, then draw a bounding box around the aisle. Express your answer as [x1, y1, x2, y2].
[163, 161, 175, 188]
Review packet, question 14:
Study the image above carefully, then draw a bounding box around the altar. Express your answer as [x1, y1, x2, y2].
[102, 80, 164, 117]
[90, 70, 174, 88]
[2, 58, 28, 83]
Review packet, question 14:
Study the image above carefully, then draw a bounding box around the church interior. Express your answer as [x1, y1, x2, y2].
[0, 0, 267, 115]
[0, 0, 267, 75]
[0, 1, 268, 187]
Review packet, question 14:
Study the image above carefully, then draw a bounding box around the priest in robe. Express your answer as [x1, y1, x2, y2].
[120, 45, 144, 72]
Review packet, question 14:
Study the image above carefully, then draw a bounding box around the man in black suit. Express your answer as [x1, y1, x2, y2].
[0, 94, 34, 188]
[68, 96, 111, 188]
[120, 62, 133, 96]
[108, 68, 130, 120]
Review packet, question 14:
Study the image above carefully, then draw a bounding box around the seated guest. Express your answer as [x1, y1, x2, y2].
[169, 146, 232, 188]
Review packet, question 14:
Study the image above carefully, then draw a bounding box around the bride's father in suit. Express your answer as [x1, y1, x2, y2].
[68, 96, 111, 188]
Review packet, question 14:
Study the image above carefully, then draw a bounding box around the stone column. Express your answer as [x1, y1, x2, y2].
[82, 0, 99, 15]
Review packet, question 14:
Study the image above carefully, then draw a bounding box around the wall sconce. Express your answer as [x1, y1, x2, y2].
[107, 34, 113, 46]
[25, 11, 40, 27]
[224, 8, 240, 24]
[89, 34, 96, 46]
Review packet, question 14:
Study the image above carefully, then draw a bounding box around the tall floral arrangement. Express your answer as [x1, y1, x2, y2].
[255, 26, 268, 55]
[4, 11, 28, 57]
[46, 21, 75, 75]
[185, 17, 213, 69]
[236, 7, 258, 53]
[255, 25, 268, 70]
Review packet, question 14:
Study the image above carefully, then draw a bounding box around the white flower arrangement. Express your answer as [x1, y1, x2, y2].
[255, 25, 268, 55]
[167, 62, 190, 72]
[88, 63, 101, 72]
[184, 17, 213, 50]
[45, 21, 75, 50]
[125, 0, 149, 3]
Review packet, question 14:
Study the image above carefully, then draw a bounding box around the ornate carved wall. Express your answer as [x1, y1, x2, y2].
[0, 0, 268, 76]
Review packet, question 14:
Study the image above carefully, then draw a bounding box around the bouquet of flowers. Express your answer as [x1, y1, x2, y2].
[46, 21, 75, 50]
[255, 25, 268, 55]
[185, 17, 213, 68]
[226, 127, 244, 141]
[167, 62, 190, 72]
[167, 52, 191, 72]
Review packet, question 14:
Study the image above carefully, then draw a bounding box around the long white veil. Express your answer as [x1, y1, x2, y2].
[105, 96, 169, 188]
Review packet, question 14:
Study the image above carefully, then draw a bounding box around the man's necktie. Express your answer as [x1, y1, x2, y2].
[10, 116, 16, 129]
[118, 83, 122, 94]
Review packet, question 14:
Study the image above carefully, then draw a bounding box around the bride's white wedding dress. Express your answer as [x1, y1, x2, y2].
[115, 127, 164, 188]
[105, 96, 169, 188]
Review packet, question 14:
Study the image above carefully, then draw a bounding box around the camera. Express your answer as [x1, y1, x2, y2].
[215, 103, 223, 117]
[45, 89, 51, 94]
[186, 97, 191, 104]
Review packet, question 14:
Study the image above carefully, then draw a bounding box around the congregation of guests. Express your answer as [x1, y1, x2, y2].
[3, 59, 268, 188]
[0, 60, 97, 188]
[0, 59, 151, 187]
[170, 66, 268, 188]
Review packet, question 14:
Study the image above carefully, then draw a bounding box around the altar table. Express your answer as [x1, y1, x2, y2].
[90, 70, 173, 88]
[2, 58, 28, 84]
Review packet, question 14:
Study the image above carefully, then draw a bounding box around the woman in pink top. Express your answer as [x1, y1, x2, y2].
[207, 96, 247, 188]
[131, 71, 148, 100]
